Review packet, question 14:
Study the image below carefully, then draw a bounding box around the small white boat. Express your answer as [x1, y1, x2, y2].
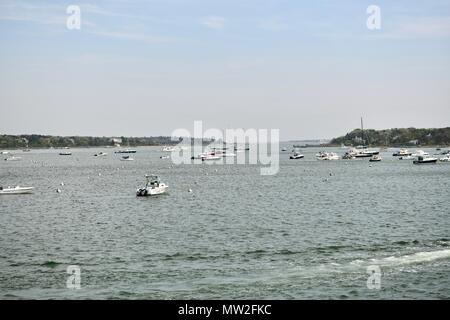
[94, 152, 107, 157]
[399, 155, 414, 160]
[369, 155, 382, 162]
[393, 148, 412, 157]
[412, 150, 429, 157]
[439, 155, 450, 162]
[4, 156, 22, 161]
[0, 186, 34, 195]
[160, 155, 170, 159]
[162, 146, 175, 152]
[120, 155, 134, 161]
[317, 152, 339, 160]
[413, 156, 438, 164]
[290, 153, 304, 159]
[281, 147, 287, 152]
[202, 155, 221, 161]
[115, 149, 136, 154]
[136, 175, 168, 196]
[59, 152, 72, 156]
[0, 151, 10, 155]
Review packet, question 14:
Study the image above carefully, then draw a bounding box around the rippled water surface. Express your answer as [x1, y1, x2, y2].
[1, 146, 450, 299]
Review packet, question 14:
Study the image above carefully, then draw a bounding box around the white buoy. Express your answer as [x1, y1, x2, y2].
[56, 188, 62, 193]
[188, 188, 192, 193]
[60, 182, 64, 186]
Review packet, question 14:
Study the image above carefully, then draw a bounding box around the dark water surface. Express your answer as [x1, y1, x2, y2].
[1, 146, 449, 299]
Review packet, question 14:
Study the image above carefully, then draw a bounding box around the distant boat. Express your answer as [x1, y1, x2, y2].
[59, 152, 72, 156]
[1, 151, 10, 155]
[393, 149, 412, 157]
[115, 149, 136, 154]
[22, 149, 31, 152]
[160, 155, 170, 159]
[353, 117, 379, 157]
[369, 155, 382, 162]
[399, 155, 414, 160]
[162, 146, 175, 152]
[413, 156, 437, 164]
[94, 152, 108, 157]
[290, 153, 304, 159]
[202, 155, 221, 161]
[281, 147, 287, 152]
[136, 175, 168, 196]
[411, 150, 429, 157]
[120, 155, 134, 161]
[4, 156, 21, 161]
[439, 155, 450, 162]
[0, 186, 34, 195]
[316, 152, 339, 160]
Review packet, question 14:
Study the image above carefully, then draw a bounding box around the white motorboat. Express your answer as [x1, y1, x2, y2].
[290, 153, 304, 159]
[0, 186, 34, 195]
[411, 150, 429, 157]
[439, 155, 450, 162]
[0, 151, 10, 155]
[281, 147, 287, 152]
[202, 155, 221, 161]
[160, 155, 170, 159]
[369, 155, 382, 162]
[120, 155, 134, 161]
[393, 148, 412, 157]
[4, 156, 22, 161]
[115, 149, 136, 154]
[136, 175, 168, 196]
[317, 152, 339, 160]
[347, 147, 379, 158]
[162, 146, 175, 152]
[413, 156, 438, 164]
[94, 152, 108, 157]
[399, 155, 414, 160]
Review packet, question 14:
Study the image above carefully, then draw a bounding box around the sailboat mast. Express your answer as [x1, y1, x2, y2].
[361, 117, 364, 146]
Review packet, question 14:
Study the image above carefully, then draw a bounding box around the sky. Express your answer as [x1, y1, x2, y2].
[0, 0, 450, 140]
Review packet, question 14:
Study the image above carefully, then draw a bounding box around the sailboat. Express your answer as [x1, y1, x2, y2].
[349, 117, 379, 158]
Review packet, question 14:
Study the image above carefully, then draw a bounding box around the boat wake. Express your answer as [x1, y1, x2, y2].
[351, 249, 450, 268]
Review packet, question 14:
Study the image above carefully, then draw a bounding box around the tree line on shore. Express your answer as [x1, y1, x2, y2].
[0, 134, 183, 149]
[329, 127, 450, 147]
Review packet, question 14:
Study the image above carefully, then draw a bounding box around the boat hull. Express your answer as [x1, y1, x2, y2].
[0, 187, 34, 195]
[136, 186, 168, 196]
[413, 159, 437, 164]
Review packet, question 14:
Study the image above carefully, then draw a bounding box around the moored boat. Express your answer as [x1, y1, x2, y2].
[136, 175, 168, 196]
[94, 152, 108, 157]
[4, 156, 22, 161]
[393, 149, 412, 157]
[0, 186, 34, 195]
[115, 149, 136, 154]
[413, 156, 438, 164]
[369, 155, 382, 162]
[290, 153, 304, 159]
[120, 155, 134, 161]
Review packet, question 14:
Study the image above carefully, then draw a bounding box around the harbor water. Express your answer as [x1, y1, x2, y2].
[1, 146, 449, 299]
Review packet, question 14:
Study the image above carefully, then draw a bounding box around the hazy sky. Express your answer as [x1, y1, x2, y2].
[1, 0, 449, 140]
